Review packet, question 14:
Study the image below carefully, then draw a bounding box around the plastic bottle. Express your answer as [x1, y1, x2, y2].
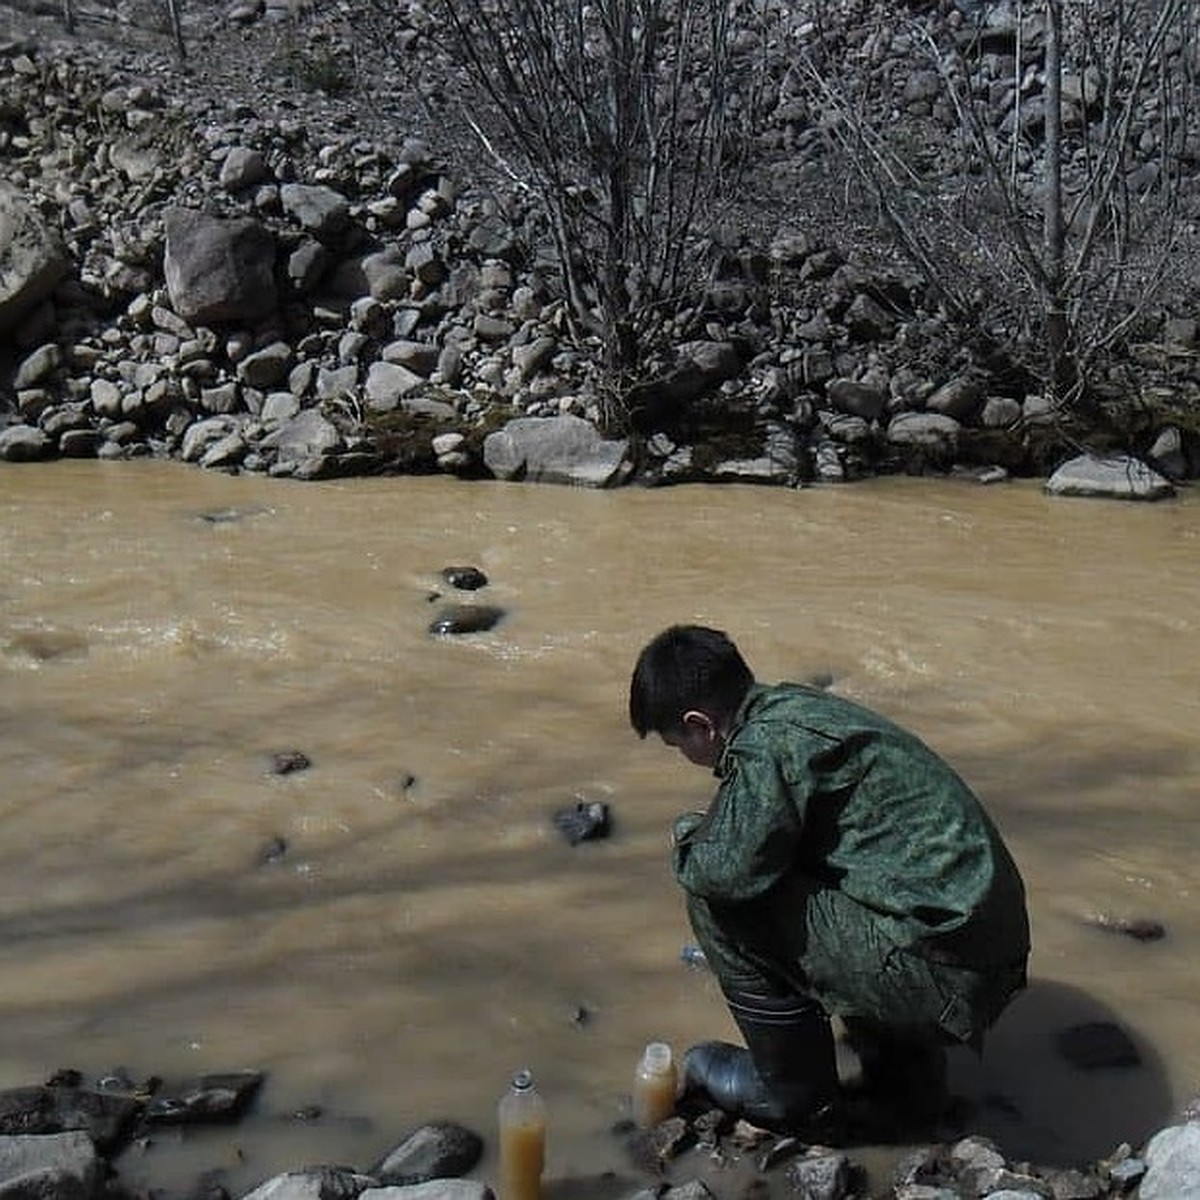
[497, 1068, 546, 1200]
[632, 1041, 678, 1129]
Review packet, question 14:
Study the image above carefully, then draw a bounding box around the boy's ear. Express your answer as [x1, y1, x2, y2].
[681, 709, 719, 738]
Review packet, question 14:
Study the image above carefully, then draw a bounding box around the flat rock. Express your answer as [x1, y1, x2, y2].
[1044, 453, 1175, 500]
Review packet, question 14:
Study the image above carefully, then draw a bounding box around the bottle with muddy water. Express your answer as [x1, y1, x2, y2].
[498, 1068, 546, 1200]
[632, 1041, 678, 1129]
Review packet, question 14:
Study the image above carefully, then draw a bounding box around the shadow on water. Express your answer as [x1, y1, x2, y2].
[948, 976, 1173, 1168]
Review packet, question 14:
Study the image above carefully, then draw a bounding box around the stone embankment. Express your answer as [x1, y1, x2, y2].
[2, 1, 1200, 494]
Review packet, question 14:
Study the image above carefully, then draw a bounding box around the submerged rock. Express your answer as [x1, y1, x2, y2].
[427, 605, 505, 636]
[145, 1070, 264, 1125]
[271, 750, 311, 775]
[553, 800, 612, 845]
[1083, 912, 1166, 941]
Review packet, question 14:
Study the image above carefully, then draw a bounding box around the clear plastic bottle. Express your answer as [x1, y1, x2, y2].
[632, 1041, 678, 1129]
[497, 1068, 546, 1200]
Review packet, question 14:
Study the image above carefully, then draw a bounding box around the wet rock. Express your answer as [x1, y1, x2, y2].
[0, 1084, 143, 1154]
[439, 566, 488, 591]
[144, 1070, 263, 1125]
[553, 800, 611, 845]
[370, 1120, 484, 1185]
[784, 1148, 851, 1200]
[271, 750, 311, 775]
[427, 605, 505, 636]
[256, 836, 289, 865]
[1083, 912, 1166, 941]
[197, 508, 264, 525]
[0, 1130, 102, 1200]
[1056, 1021, 1140, 1070]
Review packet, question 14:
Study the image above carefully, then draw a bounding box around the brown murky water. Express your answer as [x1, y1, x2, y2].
[1, 461, 1197, 1196]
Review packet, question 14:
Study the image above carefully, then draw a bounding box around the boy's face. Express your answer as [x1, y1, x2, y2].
[660, 710, 724, 770]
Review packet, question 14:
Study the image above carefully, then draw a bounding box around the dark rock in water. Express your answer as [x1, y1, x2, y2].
[1084, 912, 1166, 941]
[1057, 1021, 1141, 1070]
[0, 1083, 144, 1154]
[271, 749, 311, 775]
[257, 836, 289, 866]
[428, 604, 505, 636]
[440, 565, 489, 591]
[145, 1070, 264, 1126]
[372, 1120, 484, 1185]
[553, 799, 611, 845]
[197, 507, 261, 524]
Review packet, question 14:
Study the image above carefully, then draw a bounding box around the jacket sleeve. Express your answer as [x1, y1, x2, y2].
[671, 734, 807, 903]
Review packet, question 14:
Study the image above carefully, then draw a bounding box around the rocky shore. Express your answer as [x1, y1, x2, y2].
[2, 1058, 1200, 1200]
[2, 0, 1200, 494]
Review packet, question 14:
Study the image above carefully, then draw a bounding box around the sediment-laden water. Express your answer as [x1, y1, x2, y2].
[1, 461, 1197, 1194]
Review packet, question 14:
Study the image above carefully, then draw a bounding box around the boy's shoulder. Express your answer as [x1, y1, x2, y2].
[746, 680, 864, 722]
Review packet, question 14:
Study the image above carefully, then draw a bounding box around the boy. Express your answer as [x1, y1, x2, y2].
[629, 625, 1029, 1135]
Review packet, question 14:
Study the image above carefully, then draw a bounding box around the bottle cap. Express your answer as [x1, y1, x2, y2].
[642, 1042, 673, 1071]
[511, 1068, 534, 1091]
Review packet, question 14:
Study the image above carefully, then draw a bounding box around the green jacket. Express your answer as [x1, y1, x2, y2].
[672, 683, 1030, 972]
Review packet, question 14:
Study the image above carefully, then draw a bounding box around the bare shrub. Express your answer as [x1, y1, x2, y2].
[424, 0, 741, 424]
[803, 0, 1200, 410]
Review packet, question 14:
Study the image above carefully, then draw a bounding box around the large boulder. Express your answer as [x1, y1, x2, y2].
[163, 208, 277, 326]
[483, 414, 631, 487]
[0, 183, 71, 338]
[1044, 453, 1175, 501]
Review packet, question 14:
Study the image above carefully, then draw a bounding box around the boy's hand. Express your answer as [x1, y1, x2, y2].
[672, 811, 705, 846]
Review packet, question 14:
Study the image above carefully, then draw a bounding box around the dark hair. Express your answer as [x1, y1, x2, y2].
[629, 625, 755, 738]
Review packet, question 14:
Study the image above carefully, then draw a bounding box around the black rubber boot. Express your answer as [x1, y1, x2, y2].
[681, 991, 839, 1132]
[841, 1018, 950, 1138]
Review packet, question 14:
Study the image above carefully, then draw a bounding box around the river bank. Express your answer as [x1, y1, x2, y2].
[4, 2, 1200, 489]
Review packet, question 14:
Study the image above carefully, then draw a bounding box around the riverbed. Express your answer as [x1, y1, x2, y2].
[1, 461, 1196, 1194]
